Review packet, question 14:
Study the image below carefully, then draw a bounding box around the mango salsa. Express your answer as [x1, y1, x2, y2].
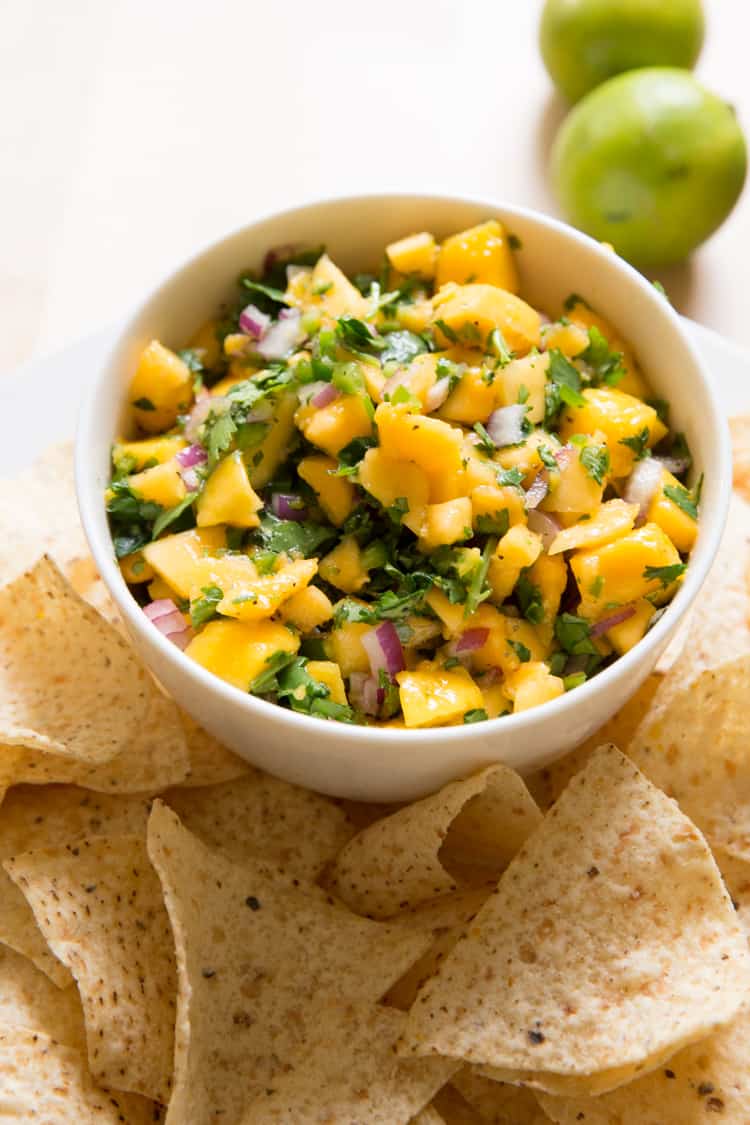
[109, 226, 700, 728]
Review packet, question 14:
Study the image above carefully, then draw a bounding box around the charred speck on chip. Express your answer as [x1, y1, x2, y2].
[245, 895, 261, 911]
[527, 1029, 545, 1045]
[699, 1082, 716, 1096]
[202, 968, 216, 979]
[664, 1068, 676, 1078]
[587, 866, 600, 877]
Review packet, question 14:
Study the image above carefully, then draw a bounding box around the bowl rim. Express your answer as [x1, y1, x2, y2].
[76, 189, 732, 747]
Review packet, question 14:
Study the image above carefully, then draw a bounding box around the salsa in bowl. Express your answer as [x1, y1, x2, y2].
[106, 219, 700, 730]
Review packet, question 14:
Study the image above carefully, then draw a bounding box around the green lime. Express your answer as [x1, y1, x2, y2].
[551, 68, 747, 266]
[540, 0, 705, 104]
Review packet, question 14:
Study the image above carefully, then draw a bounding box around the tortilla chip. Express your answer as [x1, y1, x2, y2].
[714, 846, 750, 936]
[243, 1001, 459, 1123]
[146, 800, 433, 1124]
[538, 1008, 750, 1124]
[453, 1069, 549, 1124]
[413, 1109, 447, 1125]
[332, 766, 541, 919]
[177, 711, 250, 787]
[431, 1086, 486, 1123]
[0, 943, 85, 1048]
[0, 557, 148, 762]
[164, 768, 354, 881]
[5, 834, 177, 1104]
[0, 785, 152, 987]
[399, 746, 750, 1095]
[628, 655, 750, 861]
[0, 1027, 163, 1123]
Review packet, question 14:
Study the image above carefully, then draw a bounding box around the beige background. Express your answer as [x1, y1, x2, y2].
[1, 0, 748, 376]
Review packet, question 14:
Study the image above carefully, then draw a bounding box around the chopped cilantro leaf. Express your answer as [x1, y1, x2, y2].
[577, 326, 626, 387]
[379, 330, 428, 365]
[378, 668, 401, 718]
[516, 573, 545, 624]
[473, 422, 496, 454]
[643, 562, 687, 589]
[434, 318, 459, 343]
[151, 493, 197, 539]
[563, 292, 590, 312]
[488, 328, 513, 366]
[537, 444, 559, 472]
[249, 651, 298, 695]
[508, 639, 531, 662]
[664, 483, 698, 521]
[548, 651, 567, 677]
[336, 315, 385, 352]
[178, 348, 204, 373]
[253, 551, 278, 576]
[647, 397, 670, 426]
[190, 585, 223, 628]
[463, 708, 489, 724]
[310, 698, 357, 722]
[544, 349, 586, 425]
[507, 233, 522, 251]
[580, 443, 610, 485]
[619, 427, 650, 461]
[336, 435, 376, 471]
[517, 384, 529, 404]
[241, 279, 291, 307]
[132, 397, 156, 412]
[555, 613, 598, 656]
[589, 575, 604, 598]
[563, 671, 587, 691]
[464, 538, 495, 617]
[276, 657, 330, 712]
[253, 514, 336, 558]
[496, 467, 525, 489]
[476, 510, 510, 536]
[386, 497, 410, 526]
[332, 363, 367, 396]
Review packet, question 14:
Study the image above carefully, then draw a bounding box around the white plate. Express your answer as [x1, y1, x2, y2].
[4, 319, 749, 478]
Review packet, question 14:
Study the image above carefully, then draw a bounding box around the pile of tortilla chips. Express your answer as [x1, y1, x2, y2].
[1, 440, 750, 1124]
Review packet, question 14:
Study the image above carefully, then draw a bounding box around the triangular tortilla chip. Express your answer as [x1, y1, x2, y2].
[431, 1086, 485, 1123]
[400, 746, 750, 1096]
[164, 769, 354, 881]
[537, 1008, 750, 1124]
[243, 1001, 459, 1123]
[146, 800, 433, 1124]
[0, 943, 85, 1048]
[0, 785, 151, 986]
[0, 1027, 163, 1123]
[5, 834, 176, 1104]
[629, 655, 750, 861]
[0, 557, 148, 761]
[332, 766, 541, 919]
[177, 711, 250, 787]
[453, 1068, 549, 1124]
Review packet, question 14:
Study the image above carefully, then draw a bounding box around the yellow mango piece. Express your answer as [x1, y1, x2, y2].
[503, 662, 565, 713]
[495, 430, 560, 483]
[386, 232, 438, 278]
[606, 598, 655, 655]
[308, 254, 369, 318]
[418, 498, 473, 551]
[318, 537, 368, 594]
[425, 588, 466, 637]
[196, 451, 263, 528]
[559, 388, 667, 478]
[497, 617, 550, 676]
[128, 461, 187, 509]
[326, 619, 372, 676]
[387, 352, 442, 407]
[549, 498, 639, 555]
[437, 364, 498, 424]
[525, 552, 568, 631]
[488, 525, 544, 602]
[457, 604, 537, 674]
[498, 353, 548, 424]
[357, 448, 431, 518]
[375, 403, 464, 477]
[471, 484, 525, 532]
[298, 455, 355, 526]
[210, 368, 259, 397]
[396, 299, 433, 334]
[130, 340, 194, 433]
[223, 333, 252, 358]
[397, 664, 483, 728]
[363, 365, 387, 402]
[247, 391, 298, 489]
[571, 523, 682, 612]
[436, 220, 519, 293]
[113, 435, 187, 471]
[541, 320, 589, 357]
[564, 300, 648, 399]
[142, 527, 227, 599]
[297, 395, 373, 458]
[119, 552, 154, 584]
[432, 284, 541, 355]
[278, 585, 333, 632]
[540, 443, 606, 516]
[481, 682, 510, 719]
[188, 319, 222, 369]
[186, 620, 299, 692]
[646, 469, 698, 553]
[306, 660, 348, 705]
[461, 441, 498, 491]
[187, 553, 259, 596]
[217, 559, 317, 623]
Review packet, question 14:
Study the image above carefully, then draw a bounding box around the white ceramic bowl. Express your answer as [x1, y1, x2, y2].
[76, 193, 730, 801]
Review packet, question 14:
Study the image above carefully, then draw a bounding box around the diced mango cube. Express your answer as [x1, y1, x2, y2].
[397, 664, 483, 728]
[142, 527, 227, 599]
[278, 585, 334, 632]
[436, 220, 519, 293]
[216, 558, 317, 623]
[326, 618, 372, 676]
[113, 435, 187, 471]
[130, 341, 194, 433]
[498, 353, 548, 424]
[298, 454, 355, 526]
[306, 660, 348, 705]
[186, 620, 299, 691]
[248, 391, 299, 488]
[419, 498, 473, 551]
[481, 681, 510, 719]
[386, 232, 438, 278]
[147, 576, 178, 602]
[503, 662, 565, 713]
[318, 537, 368, 593]
[564, 300, 648, 399]
[494, 430, 560, 483]
[388, 352, 441, 407]
[306, 254, 369, 318]
[396, 299, 433, 334]
[432, 284, 541, 355]
[128, 461, 187, 509]
[548, 499, 639, 555]
[375, 403, 464, 477]
[559, 388, 667, 478]
[646, 469, 698, 553]
[526, 552, 568, 627]
[357, 448, 431, 529]
[437, 362, 499, 424]
[425, 588, 466, 637]
[571, 523, 682, 613]
[541, 320, 589, 357]
[297, 395, 373, 458]
[540, 443, 606, 516]
[471, 484, 526, 533]
[488, 526, 543, 602]
[196, 451, 263, 528]
[187, 552, 259, 597]
[606, 598, 655, 654]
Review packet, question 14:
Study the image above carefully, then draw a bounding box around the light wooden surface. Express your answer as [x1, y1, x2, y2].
[1, 0, 748, 376]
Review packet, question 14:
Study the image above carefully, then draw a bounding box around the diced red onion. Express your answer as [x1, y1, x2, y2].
[656, 455, 690, 476]
[486, 404, 527, 447]
[298, 381, 327, 407]
[144, 599, 178, 622]
[239, 304, 271, 340]
[524, 472, 549, 510]
[176, 444, 208, 469]
[311, 383, 340, 409]
[361, 621, 405, 678]
[527, 509, 561, 550]
[349, 672, 382, 717]
[271, 493, 308, 521]
[456, 627, 490, 652]
[590, 605, 637, 638]
[623, 457, 664, 526]
[481, 666, 502, 686]
[555, 445, 575, 470]
[425, 376, 451, 412]
[256, 308, 302, 359]
[184, 393, 227, 442]
[144, 600, 194, 649]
